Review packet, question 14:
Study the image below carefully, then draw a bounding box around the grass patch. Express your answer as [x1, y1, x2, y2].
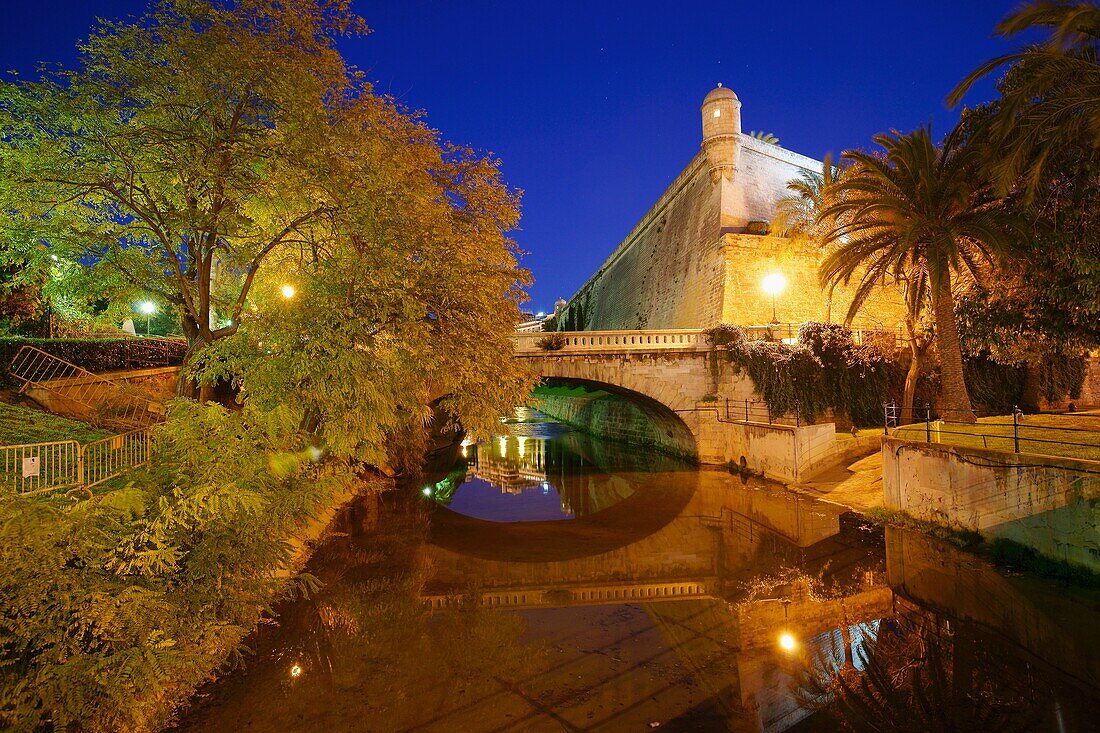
[894, 413, 1100, 461]
[0, 402, 111, 445]
[863, 506, 983, 549]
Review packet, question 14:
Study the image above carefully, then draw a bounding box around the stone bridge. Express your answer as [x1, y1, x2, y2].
[513, 329, 863, 481]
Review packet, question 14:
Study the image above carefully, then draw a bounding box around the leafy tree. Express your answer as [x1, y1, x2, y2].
[0, 0, 529, 402]
[953, 62, 1100, 358]
[817, 126, 1026, 422]
[948, 1, 1100, 198]
[0, 0, 533, 455]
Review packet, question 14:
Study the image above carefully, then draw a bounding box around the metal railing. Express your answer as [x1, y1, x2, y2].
[883, 402, 1100, 460]
[0, 440, 80, 496]
[0, 428, 152, 496]
[9, 345, 163, 429]
[724, 397, 803, 426]
[82, 428, 152, 489]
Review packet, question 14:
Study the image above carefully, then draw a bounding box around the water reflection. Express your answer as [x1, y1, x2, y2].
[177, 414, 1100, 732]
[435, 408, 691, 522]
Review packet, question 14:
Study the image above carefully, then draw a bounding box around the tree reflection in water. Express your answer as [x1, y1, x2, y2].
[179, 496, 549, 731]
[792, 604, 1049, 733]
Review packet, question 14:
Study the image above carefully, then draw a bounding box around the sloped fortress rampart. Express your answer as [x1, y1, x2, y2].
[554, 86, 907, 331]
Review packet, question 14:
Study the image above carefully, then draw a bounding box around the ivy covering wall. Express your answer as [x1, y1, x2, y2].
[709, 323, 900, 427]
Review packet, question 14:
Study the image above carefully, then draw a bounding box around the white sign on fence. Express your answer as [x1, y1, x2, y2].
[22, 456, 40, 478]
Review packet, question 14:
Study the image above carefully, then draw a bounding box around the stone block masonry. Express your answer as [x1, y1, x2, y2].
[522, 348, 848, 482]
[553, 86, 909, 334]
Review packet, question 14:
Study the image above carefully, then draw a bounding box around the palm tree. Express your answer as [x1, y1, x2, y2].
[817, 126, 1025, 422]
[774, 153, 841, 244]
[948, 1, 1100, 197]
[778, 155, 930, 422]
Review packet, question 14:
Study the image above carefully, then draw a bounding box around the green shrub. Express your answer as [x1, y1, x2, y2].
[706, 323, 746, 347]
[535, 333, 567, 351]
[963, 355, 1027, 414]
[1038, 351, 1088, 403]
[0, 401, 359, 731]
[718, 322, 900, 426]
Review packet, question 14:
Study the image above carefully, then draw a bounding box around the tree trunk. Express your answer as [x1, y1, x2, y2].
[902, 349, 921, 426]
[177, 316, 206, 401]
[931, 277, 975, 423]
[901, 317, 923, 426]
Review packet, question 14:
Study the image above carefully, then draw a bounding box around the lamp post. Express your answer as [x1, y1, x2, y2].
[139, 301, 156, 335]
[761, 273, 787, 325]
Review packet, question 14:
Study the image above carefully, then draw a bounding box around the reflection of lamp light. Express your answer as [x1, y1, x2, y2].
[779, 632, 797, 652]
[517, 436, 526, 458]
[761, 273, 787, 324]
[498, 436, 508, 456]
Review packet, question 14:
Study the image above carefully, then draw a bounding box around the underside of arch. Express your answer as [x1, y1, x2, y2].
[531, 377, 697, 460]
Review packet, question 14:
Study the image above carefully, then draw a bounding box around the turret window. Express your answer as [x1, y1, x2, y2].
[713, 109, 721, 117]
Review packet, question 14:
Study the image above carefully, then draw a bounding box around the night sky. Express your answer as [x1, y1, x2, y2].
[0, 1, 1026, 313]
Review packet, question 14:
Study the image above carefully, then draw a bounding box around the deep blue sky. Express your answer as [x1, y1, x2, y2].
[0, 1, 1025, 312]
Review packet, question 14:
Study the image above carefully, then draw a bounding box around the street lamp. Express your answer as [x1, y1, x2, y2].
[280, 284, 296, 299]
[761, 273, 787, 325]
[138, 301, 156, 335]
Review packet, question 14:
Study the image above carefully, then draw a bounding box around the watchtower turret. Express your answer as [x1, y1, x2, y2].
[701, 84, 741, 182]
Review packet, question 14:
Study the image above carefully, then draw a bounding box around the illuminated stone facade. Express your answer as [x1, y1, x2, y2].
[554, 86, 908, 332]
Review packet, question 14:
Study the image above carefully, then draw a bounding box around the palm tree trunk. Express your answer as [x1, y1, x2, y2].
[931, 277, 975, 423]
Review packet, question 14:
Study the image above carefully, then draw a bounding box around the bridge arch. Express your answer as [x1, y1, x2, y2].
[531, 376, 698, 459]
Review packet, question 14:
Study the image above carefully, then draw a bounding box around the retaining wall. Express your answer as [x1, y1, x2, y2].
[882, 437, 1100, 570]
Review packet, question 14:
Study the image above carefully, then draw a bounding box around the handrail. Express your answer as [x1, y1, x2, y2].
[513, 328, 709, 353]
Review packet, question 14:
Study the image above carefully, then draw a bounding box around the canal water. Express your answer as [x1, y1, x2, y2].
[177, 409, 1100, 732]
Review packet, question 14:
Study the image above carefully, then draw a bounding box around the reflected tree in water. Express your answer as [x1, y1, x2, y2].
[182, 497, 548, 731]
[793, 607, 1047, 733]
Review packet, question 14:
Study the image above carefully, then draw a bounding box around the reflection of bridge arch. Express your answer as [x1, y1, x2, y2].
[428, 465, 697, 562]
[425, 472, 852, 602]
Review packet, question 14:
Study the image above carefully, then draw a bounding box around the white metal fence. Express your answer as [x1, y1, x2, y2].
[9, 345, 162, 429]
[0, 428, 151, 497]
[0, 440, 81, 496]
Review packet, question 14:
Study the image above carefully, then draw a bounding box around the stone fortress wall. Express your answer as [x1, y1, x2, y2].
[554, 85, 909, 333]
